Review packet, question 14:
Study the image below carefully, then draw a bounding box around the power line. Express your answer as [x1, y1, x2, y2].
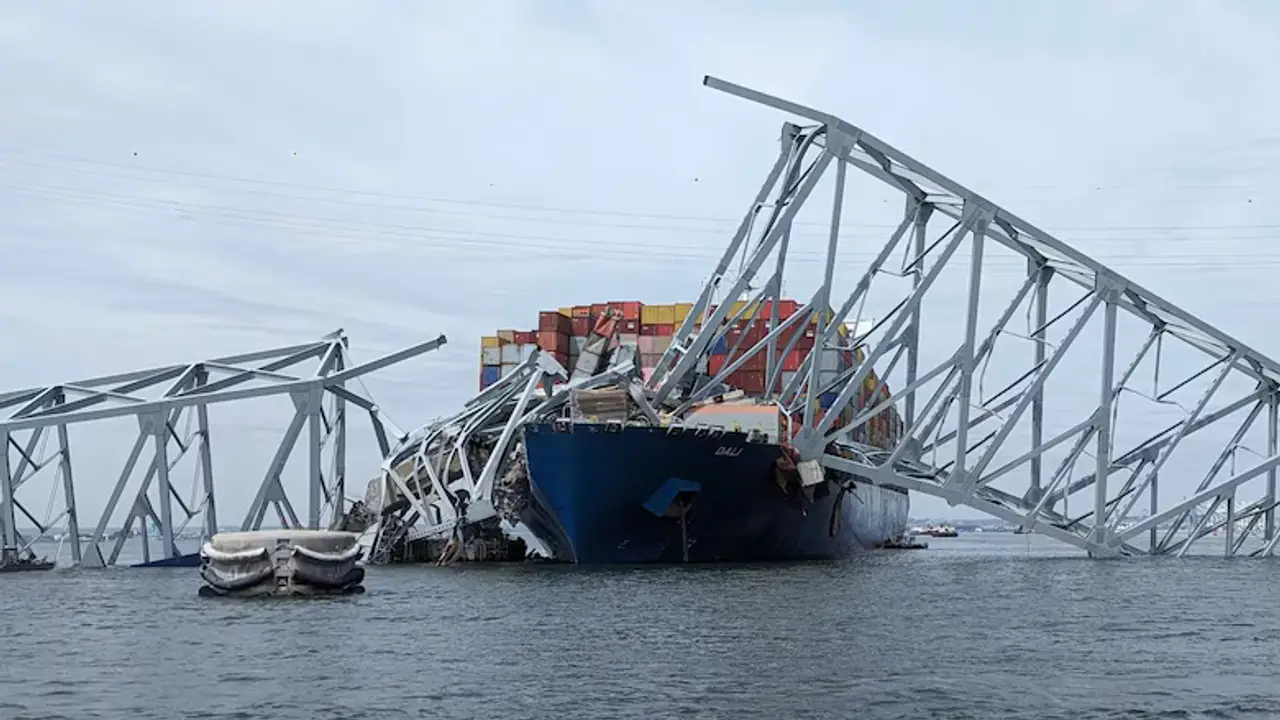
[5, 182, 1280, 274]
[4, 147, 1280, 235]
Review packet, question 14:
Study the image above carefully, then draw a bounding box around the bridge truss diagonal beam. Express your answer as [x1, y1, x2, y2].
[0, 330, 446, 568]
[642, 75, 1280, 558]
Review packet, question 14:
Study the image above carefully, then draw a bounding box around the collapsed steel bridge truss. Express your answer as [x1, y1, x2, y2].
[371, 348, 646, 560]
[640, 76, 1280, 558]
[0, 331, 444, 568]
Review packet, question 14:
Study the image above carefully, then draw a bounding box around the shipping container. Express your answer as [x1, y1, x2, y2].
[640, 352, 664, 369]
[711, 336, 729, 355]
[557, 307, 573, 318]
[497, 329, 516, 343]
[650, 336, 671, 351]
[739, 352, 766, 372]
[539, 311, 571, 333]
[500, 344, 521, 364]
[655, 324, 674, 337]
[570, 317, 592, 336]
[519, 344, 538, 361]
[481, 336, 500, 349]
[572, 305, 592, 318]
[737, 370, 766, 394]
[641, 304, 665, 324]
[708, 355, 727, 377]
[538, 330, 570, 354]
[481, 347, 501, 366]
[783, 349, 804, 371]
[590, 303, 608, 318]
[481, 365, 501, 389]
[673, 302, 694, 325]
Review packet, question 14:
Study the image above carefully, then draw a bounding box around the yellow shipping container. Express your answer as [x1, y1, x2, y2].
[641, 305, 664, 324]
[864, 374, 877, 392]
[654, 304, 675, 324]
[558, 307, 573, 317]
[481, 336, 500, 349]
[673, 302, 694, 324]
[854, 346, 866, 364]
[497, 329, 516, 343]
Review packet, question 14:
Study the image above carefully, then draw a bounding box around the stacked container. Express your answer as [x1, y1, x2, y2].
[477, 300, 902, 448]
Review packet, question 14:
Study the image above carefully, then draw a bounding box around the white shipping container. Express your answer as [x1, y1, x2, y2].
[638, 336, 659, 355]
[481, 347, 502, 365]
[519, 343, 537, 361]
[500, 345, 521, 364]
[501, 362, 520, 377]
[651, 336, 672, 351]
[573, 336, 588, 350]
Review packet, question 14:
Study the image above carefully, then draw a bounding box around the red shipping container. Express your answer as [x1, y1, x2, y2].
[539, 311, 567, 333]
[590, 303, 608, 319]
[708, 355, 726, 376]
[571, 317, 592, 336]
[620, 319, 640, 333]
[622, 301, 642, 320]
[656, 324, 674, 336]
[783, 349, 804, 371]
[572, 305, 592, 318]
[741, 352, 766, 372]
[640, 324, 659, 337]
[737, 370, 766, 394]
[537, 330, 569, 353]
[554, 350, 571, 368]
[514, 330, 537, 345]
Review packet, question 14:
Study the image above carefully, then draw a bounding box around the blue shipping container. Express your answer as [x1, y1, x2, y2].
[819, 392, 839, 410]
[481, 365, 501, 388]
[711, 337, 729, 355]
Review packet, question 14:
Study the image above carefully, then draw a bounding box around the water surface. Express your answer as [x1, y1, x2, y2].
[3, 533, 1278, 719]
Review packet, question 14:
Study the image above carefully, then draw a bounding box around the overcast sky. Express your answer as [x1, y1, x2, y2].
[4, 0, 1280, 533]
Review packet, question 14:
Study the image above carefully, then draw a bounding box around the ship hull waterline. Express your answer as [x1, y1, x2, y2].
[517, 422, 910, 565]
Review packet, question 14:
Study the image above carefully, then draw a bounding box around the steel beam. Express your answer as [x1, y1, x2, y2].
[0, 331, 444, 568]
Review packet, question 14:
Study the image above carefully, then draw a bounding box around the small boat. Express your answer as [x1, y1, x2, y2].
[198, 530, 365, 597]
[0, 550, 56, 573]
[876, 534, 928, 550]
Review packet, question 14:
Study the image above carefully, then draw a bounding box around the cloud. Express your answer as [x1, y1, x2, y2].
[2, 0, 1280, 527]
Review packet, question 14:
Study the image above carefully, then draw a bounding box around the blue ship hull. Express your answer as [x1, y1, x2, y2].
[519, 422, 909, 564]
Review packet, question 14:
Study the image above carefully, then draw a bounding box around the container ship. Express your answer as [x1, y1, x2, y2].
[473, 299, 910, 564]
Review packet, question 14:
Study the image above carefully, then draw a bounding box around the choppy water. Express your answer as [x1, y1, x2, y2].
[4, 533, 1280, 720]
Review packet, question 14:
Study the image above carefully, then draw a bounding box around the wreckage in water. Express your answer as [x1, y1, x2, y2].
[355, 80, 931, 565]
[360, 296, 909, 565]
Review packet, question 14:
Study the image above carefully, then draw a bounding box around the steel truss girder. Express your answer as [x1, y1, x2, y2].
[373, 348, 641, 559]
[645, 75, 1280, 558]
[0, 331, 445, 568]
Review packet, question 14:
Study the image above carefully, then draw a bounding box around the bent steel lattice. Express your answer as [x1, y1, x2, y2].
[641, 76, 1280, 558]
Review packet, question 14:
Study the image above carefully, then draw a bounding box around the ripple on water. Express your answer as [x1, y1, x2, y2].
[4, 534, 1280, 719]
